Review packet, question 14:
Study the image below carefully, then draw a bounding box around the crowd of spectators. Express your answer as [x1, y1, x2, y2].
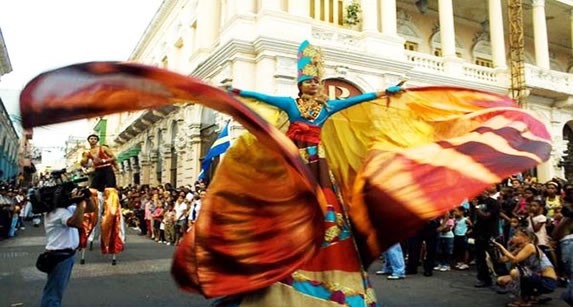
[0, 181, 33, 241]
[4, 171, 573, 305]
[376, 174, 573, 306]
[119, 180, 207, 247]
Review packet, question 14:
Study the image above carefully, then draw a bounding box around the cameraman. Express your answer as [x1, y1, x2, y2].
[472, 186, 508, 288]
[41, 188, 94, 307]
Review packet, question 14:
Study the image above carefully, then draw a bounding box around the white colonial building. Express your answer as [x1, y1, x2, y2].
[98, 0, 573, 187]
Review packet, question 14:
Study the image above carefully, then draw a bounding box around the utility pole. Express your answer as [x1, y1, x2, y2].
[507, 0, 526, 106]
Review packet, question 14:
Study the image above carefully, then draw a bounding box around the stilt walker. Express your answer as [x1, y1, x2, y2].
[80, 134, 124, 265]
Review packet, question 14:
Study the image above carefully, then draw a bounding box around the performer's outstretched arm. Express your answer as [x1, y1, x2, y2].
[230, 88, 292, 112]
[327, 92, 379, 114]
[327, 83, 404, 114]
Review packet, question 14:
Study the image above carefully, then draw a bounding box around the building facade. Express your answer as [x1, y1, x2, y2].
[0, 98, 18, 182]
[101, 0, 573, 187]
[0, 27, 17, 183]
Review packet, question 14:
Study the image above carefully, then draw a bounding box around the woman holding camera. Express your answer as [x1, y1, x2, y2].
[493, 229, 557, 307]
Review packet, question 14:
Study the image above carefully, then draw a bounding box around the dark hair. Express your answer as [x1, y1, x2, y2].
[515, 228, 538, 245]
[524, 187, 538, 195]
[87, 134, 100, 141]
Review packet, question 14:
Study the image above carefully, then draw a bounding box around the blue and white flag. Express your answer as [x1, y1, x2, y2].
[197, 122, 231, 181]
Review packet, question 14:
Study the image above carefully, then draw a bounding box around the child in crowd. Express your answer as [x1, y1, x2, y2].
[528, 198, 554, 264]
[507, 217, 520, 247]
[163, 203, 176, 245]
[435, 211, 455, 272]
[151, 202, 164, 243]
[513, 187, 536, 218]
[544, 181, 562, 220]
[453, 207, 471, 270]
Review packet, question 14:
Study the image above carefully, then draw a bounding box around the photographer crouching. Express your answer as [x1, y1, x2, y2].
[492, 229, 557, 307]
[33, 172, 95, 307]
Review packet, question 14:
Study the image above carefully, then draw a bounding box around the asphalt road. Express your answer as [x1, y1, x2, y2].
[0, 221, 569, 307]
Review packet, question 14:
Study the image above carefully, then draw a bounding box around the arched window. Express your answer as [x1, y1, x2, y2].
[430, 31, 463, 58]
[397, 9, 422, 52]
[471, 39, 493, 68]
[550, 59, 564, 72]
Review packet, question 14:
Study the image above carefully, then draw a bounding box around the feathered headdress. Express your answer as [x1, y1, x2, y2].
[297, 40, 324, 83]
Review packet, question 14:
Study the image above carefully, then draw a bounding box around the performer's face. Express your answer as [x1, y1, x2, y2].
[88, 136, 99, 145]
[300, 78, 320, 96]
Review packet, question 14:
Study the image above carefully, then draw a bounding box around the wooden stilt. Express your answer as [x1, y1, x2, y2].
[80, 249, 85, 264]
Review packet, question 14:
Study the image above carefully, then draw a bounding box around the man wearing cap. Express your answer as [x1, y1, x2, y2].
[81, 134, 117, 192]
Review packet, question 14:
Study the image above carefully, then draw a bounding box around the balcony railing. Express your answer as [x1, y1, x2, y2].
[406, 51, 445, 73]
[311, 25, 362, 50]
[524, 63, 573, 96]
[462, 64, 498, 84]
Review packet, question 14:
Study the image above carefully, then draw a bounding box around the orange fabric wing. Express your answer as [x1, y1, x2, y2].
[19, 62, 325, 297]
[79, 189, 100, 249]
[100, 188, 124, 254]
[321, 88, 552, 266]
[174, 133, 325, 297]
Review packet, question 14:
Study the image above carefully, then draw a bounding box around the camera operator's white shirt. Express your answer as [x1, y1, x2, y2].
[44, 205, 79, 250]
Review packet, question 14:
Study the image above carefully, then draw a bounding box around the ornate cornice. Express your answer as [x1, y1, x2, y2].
[130, 0, 180, 60]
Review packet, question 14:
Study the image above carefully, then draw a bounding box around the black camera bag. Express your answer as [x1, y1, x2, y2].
[36, 249, 76, 273]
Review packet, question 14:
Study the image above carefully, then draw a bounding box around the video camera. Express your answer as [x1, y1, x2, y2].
[29, 168, 91, 214]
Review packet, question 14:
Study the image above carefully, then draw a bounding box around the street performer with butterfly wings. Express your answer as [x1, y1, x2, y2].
[19, 40, 552, 305]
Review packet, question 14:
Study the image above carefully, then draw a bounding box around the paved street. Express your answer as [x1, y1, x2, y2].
[0, 222, 569, 307]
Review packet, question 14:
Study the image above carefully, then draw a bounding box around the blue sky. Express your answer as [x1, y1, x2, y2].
[0, 0, 162, 148]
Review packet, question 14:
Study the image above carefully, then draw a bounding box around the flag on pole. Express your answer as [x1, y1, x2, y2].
[198, 122, 231, 181]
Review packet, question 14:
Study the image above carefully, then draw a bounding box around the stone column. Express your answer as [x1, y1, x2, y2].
[259, 0, 281, 11]
[196, 0, 220, 50]
[256, 57, 276, 93]
[570, 10, 573, 57]
[140, 154, 150, 185]
[361, 0, 378, 32]
[122, 159, 133, 186]
[532, 0, 550, 69]
[312, 0, 321, 20]
[288, 0, 310, 17]
[236, 0, 255, 13]
[488, 0, 507, 68]
[161, 143, 172, 186]
[224, 0, 235, 23]
[380, 0, 397, 36]
[150, 150, 159, 185]
[438, 0, 456, 58]
[187, 123, 203, 183]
